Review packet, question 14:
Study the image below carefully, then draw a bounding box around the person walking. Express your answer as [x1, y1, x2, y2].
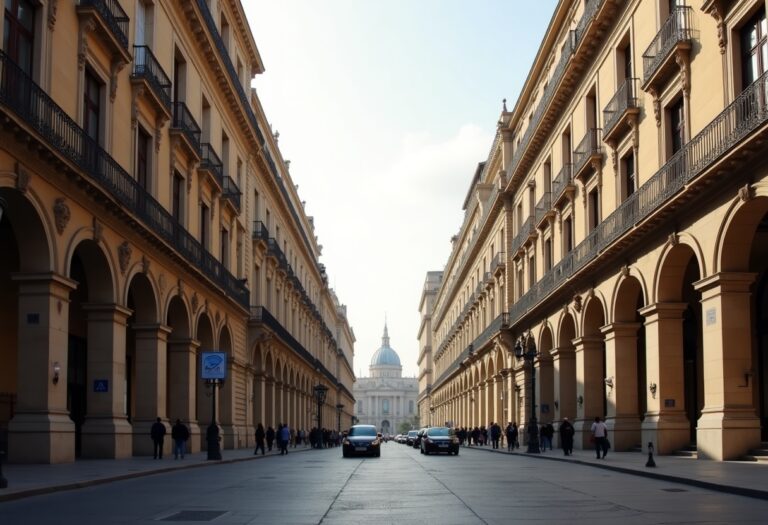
[279, 423, 291, 455]
[150, 417, 166, 459]
[266, 425, 275, 451]
[505, 422, 515, 452]
[541, 422, 554, 451]
[559, 417, 574, 456]
[490, 422, 501, 449]
[591, 416, 609, 459]
[171, 419, 189, 459]
[254, 423, 266, 455]
[511, 422, 519, 449]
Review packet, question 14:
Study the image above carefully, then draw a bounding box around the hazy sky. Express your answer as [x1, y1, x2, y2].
[245, 1, 558, 377]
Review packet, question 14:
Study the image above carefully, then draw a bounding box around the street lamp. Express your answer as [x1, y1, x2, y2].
[429, 406, 435, 426]
[514, 332, 540, 453]
[313, 383, 328, 432]
[336, 403, 345, 433]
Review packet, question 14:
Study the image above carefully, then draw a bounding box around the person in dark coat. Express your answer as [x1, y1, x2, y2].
[266, 426, 275, 451]
[490, 422, 501, 449]
[171, 419, 190, 459]
[559, 417, 575, 456]
[150, 417, 166, 459]
[254, 423, 266, 455]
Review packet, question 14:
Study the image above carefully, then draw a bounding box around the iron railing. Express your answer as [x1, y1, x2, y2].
[642, 6, 694, 84]
[199, 143, 223, 187]
[534, 192, 552, 226]
[603, 78, 639, 138]
[252, 221, 269, 241]
[171, 102, 201, 154]
[491, 252, 506, 273]
[573, 128, 602, 177]
[510, 216, 534, 254]
[0, 51, 248, 307]
[552, 164, 573, 203]
[222, 176, 241, 212]
[132, 45, 172, 113]
[506, 70, 768, 328]
[79, 0, 129, 52]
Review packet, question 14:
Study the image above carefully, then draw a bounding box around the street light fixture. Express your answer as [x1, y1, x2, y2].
[514, 332, 540, 454]
[313, 383, 328, 433]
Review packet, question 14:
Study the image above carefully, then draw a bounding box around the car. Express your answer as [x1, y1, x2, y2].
[420, 427, 460, 455]
[342, 424, 381, 457]
[413, 427, 430, 448]
[405, 430, 419, 446]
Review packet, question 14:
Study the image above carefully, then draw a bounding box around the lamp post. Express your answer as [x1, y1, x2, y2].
[205, 378, 223, 460]
[514, 332, 539, 453]
[336, 403, 345, 433]
[313, 383, 328, 432]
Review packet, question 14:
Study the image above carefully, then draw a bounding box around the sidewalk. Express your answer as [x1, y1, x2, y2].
[462, 443, 768, 501]
[0, 444, 315, 502]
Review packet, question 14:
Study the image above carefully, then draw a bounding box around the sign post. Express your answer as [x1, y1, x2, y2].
[201, 352, 227, 460]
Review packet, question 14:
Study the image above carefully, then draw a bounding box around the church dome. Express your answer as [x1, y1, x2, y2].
[370, 323, 401, 367]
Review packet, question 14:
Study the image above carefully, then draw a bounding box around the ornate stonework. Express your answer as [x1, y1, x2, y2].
[118, 241, 132, 275]
[92, 217, 103, 242]
[15, 163, 29, 193]
[572, 294, 582, 313]
[53, 198, 70, 235]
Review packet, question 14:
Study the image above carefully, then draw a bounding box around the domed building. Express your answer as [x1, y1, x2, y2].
[353, 324, 419, 435]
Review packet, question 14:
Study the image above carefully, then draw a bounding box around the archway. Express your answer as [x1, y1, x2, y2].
[196, 312, 215, 448]
[166, 295, 197, 452]
[575, 297, 606, 447]
[537, 326, 554, 424]
[555, 313, 577, 424]
[218, 325, 236, 448]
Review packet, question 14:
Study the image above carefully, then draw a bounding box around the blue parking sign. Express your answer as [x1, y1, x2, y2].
[201, 352, 227, 380]
[94, 379, 109, 392]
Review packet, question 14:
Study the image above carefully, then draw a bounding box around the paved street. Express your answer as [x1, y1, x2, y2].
[2, 443, 768, 524]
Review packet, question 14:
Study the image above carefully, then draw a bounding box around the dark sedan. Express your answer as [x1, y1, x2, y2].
[342, 425, 381, 457]
[420, 427, 459, 455]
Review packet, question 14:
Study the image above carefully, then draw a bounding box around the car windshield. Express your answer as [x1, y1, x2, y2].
[349, 426, 377, 437]
[407, 431, 418, 437]
[428, 427, 451, 437]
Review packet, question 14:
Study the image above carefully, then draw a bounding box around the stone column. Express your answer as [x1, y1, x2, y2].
[639, 303, 689, 454]
[572, 336, 605, 448]
[220, 358, 237, 449]
[9, 273, 77, 463]
[551, 345, 576, 423]
[694, 273, 760, 460]
[601, 322, 642, 451]
[131, 323, 171, 456]
[537, 357, 554, 424]
[168, 338, 201, 453]
[80, 303, 133, 459]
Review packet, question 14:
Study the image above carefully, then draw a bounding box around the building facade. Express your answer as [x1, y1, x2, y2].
[354, 325, 419, 435]
[423, 0, 768, 461]
[0, 0, 354, 464]
[417, 271, 442, 426]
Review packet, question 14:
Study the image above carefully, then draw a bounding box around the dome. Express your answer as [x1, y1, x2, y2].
[370, 323, 401, 367]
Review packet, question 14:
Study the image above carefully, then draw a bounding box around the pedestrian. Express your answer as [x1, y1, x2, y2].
[490, 422, 501, 449]
[559, 417, 574, 456]
[171, 418, 189, 459]
[591, 416, 609, 459]
[512, 422, 519, 449]
[254, 423, 266, 455]
[150, 417, 166, 459]
[505, 422, 515, 452]
[290, 426, 297, 448]
[266, 425, 275, 451]
[540, 422, 554, 451]
[279, 423, 291, 455]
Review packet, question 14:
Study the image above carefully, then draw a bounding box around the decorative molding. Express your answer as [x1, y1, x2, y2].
[47, 0, 59, 31]
[92, 217, 103, 242]
[675, 49, 691, 97]
[191, 292, 199, 312]
[649, 88, 661, 127]
[668, 232, 679, 247]
[15, 162, 30, 193]
[177, 278, 184, 296]
[131, 85, 143, 129]
[77, 18, 96, 70]
[118, 241, 132, 274]
[620, 264, 630, 278]
[738, 184, 753, 202]
[109, 61, 125, 102]
[158, 273, 166, 294]
[705, 1, 727, 55]
[141, 255, 150, 274]
[572, 294, 582, 313]
[53, 197, 70, 235]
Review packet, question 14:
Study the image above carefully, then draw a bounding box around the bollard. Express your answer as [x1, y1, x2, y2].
[0, 449, 8, 488]
[646, 441, 656, 468]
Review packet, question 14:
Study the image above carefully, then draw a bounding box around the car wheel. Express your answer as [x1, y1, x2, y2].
[454, 450, 459, 456]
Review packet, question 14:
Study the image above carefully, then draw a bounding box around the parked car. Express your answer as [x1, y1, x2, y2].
[342, 425, 381, 458]
[420, 427, 459, 455]
[413, 427, 430, 448]
[405, 430, 419, 446]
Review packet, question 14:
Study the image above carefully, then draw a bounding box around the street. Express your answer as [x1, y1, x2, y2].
[1, 443, 766, 524]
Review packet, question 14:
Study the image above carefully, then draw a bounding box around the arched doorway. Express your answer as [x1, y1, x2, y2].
[196, 312, 215, 449]
[555, 313, 577, 423]
[166, 295, 197, 453]
[537, 326, 554, 424]
[575, 297, 606, 447]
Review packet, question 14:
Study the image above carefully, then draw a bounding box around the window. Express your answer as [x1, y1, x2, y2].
[221, 227, 229, 268]
[137, 127, 151, 191]
[3, 0, 35, 76]
[135, 0, 153, 47]
[409, 400, 414, 414]
[84, 68, 102, 143]
[200, 203, 209, 249]
[563, 216, 573, 253]
[528, 254, 536, 287]
[621, 152, 635, 200]
[544, 238, 552, 272]
[588, 189, 600, 231]
[741, 10, 768, 89]
[382, 399, 389, 414]
[669, 98, 685, 155]
[172, 171, 184, 222]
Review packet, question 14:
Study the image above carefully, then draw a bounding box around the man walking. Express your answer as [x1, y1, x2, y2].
[151, 417, 166, 459]
[591, 416, 609, 459]
[171, 419, 189, 459]
[559, 417, 574, 456]
[279, 423, 291, 455]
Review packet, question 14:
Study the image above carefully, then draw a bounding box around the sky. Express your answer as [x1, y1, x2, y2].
[245, 1, 558, 378]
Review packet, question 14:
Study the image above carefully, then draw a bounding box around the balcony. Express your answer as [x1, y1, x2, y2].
[642, 7, 694, 92]
[222, 176, 241, 214]
[491, 252, 506, 276]
[130, 46, 172, 119]
[252, 221, 269, 243]
[170, 102, 201, 160]
[0, 50, 248, 308]
[76, 0, 131, 64]
[534, 191, 553, 229]
[573, 128, 603, 181]
[552, 164, 575, 207]
[602, 78, 639, 144]
[198, 143, 224, 190]
[510, 216, 535, 256]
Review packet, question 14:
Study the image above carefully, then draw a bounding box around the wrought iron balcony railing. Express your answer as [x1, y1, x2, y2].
[642, 6, 694, 86]
[510, 216, 534, 255]
[222, 176, 241, 212]
[603, 78, 639, 141]
[171, 102, 201, 155]
[491, 251, 506, 273]
[199, 143, 224, 187]
[552, 164, 574, 205]
[131, 45, 172, 114]
[534, 191, 552, 227]
[0, 51, 248, 307]
[506, 70, 768, 329]
[252, 221, 269, 241]
[78, 0, 129, 53]
[573, 128, 602, 179]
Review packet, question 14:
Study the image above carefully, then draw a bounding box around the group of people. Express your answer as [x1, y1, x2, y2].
[252, 424, 344, 455]
[150, 418, 190, 460]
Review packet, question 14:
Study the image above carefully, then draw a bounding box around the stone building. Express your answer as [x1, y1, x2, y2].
[0, 0, 354, 463]
[354, 325, 419, 435]
[422, 0, 768, 461]
[417, 271, 442, 426]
